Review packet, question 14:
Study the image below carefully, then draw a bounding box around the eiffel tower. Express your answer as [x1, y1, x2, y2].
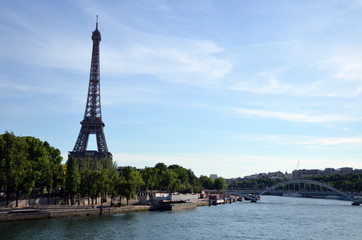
[69, 17, 112, 160]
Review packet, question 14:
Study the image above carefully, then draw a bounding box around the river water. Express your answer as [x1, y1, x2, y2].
[1, 196, 361, 240]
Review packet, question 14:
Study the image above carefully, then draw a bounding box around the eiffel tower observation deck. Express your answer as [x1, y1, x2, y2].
[69, 16, 112, 160]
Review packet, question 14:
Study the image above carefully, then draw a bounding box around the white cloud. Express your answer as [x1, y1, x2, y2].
[102, 40, 232, 86]
[243, 134, 362, 146]
[232, 107, 361, 123]
[1, 12, 232, 88]
[229, 68, 292, 94]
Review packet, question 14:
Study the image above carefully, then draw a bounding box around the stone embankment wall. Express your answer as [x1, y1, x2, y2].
[0, 205, 151, 222]
[0, 196, 139, 208]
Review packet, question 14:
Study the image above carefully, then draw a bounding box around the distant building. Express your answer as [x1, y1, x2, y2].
[267, 171, 285, 179]
[292, 169, 322, 179]
[291, 167, 360, 179]
[243, 171, 288, 180]
[338, 167, 353, 175]
[229, 166, 361, 181]
[324, 168, 337, 175]
[210, 174, 218, 179]
[284, 172, 292, 179]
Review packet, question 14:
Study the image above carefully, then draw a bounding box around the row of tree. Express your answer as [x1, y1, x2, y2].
[0, 132, 228, 206]
[65, 156, 118, 205]
[228, 177, 283, 190]
[141, 164, 227, 191]
[65, 160, 227, 205]
[310, 174, 362, 192]
[0, 132, 64, 206]
[228, 174, 362, 192]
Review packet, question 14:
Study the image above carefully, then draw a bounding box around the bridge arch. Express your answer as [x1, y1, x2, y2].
[259, 179, 354, 201]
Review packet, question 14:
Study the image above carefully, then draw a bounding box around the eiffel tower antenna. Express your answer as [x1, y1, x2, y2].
[69, 18, 112, 160]
[96, 15, 98, 29]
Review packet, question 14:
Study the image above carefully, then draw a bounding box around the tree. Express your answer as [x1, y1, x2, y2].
[13, 137, 32, 207]
[0, 134, 5, 192]
[0, 132, 65, 206]
[187, 169, 203, 193]
[214, 177, 228, 190]
[71, 156, 118, 205]
[0, 132, 18, 206]
[160, 169, 180, 192]
[141, 167, 159, 190]
[154, 162, 167, 172]
[105, 169, 119, 205]
[24, 137, 50, 194]
[79, 168, 92, 204]
[43, 142, 63, 203]
[168, 164, 189, 192]
[199, 175, 215, 190]
[65, 157, 80, 205]
[0, 132, 34, 207]
[118, 167, 144, 205]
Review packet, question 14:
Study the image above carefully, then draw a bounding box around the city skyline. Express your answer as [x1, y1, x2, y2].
[2, 1, 362, 178]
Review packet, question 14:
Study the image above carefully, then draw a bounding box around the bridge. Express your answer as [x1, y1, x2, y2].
[228, 179, 360, 205]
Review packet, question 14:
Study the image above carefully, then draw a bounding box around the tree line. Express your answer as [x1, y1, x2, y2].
[0, 132, 64, 207]
[310, 174, 362, 192]
[228, 175, 362, 193]
[228, 177, 283, 190]
[0, 132, 228, 206]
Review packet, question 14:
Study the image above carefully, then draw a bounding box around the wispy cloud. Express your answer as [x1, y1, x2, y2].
[228, 68, 292, 94]
[102, 40, 232, 86]
[232, 107, 361, 123]
[1, 11, 232, 88]
[242, 134, 362, 146]
[228, 53, 362, 98]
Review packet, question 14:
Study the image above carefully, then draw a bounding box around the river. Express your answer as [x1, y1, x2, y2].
[1, 196, 361, 240]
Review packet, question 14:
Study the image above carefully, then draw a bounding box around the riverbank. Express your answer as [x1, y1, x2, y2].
[0, 199, 209, 222]
[0, 205, 151, 222]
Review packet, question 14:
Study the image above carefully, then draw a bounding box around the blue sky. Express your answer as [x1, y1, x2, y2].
[2, 0, 362, 178]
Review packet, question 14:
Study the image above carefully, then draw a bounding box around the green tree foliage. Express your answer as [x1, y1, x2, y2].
[168, 164, 189, 192]
[160, 169, 180, 192]
[214, 177, 228, 190]
[7, 135, 30, 207]
[65, 157, 80, 205]
[0, 132, 64, 206]
[187, 169, 203, 193]
[0, 135, 5, 192]
[118, 166, 144, 205]
[140, 163, 203, 193]
[228, 178, 283, 190]
[141, 167, 159, 190]
[310, 174, 362, 192]
[199, 175, 215, 190]
[66, 156, 118, 205]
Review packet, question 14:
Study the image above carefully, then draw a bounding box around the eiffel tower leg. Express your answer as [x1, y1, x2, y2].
[96, 129, 108, 153]
[73, 126, 90, 152]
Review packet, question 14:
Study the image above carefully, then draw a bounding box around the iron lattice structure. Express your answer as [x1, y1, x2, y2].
[69, 19, 112, 159]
